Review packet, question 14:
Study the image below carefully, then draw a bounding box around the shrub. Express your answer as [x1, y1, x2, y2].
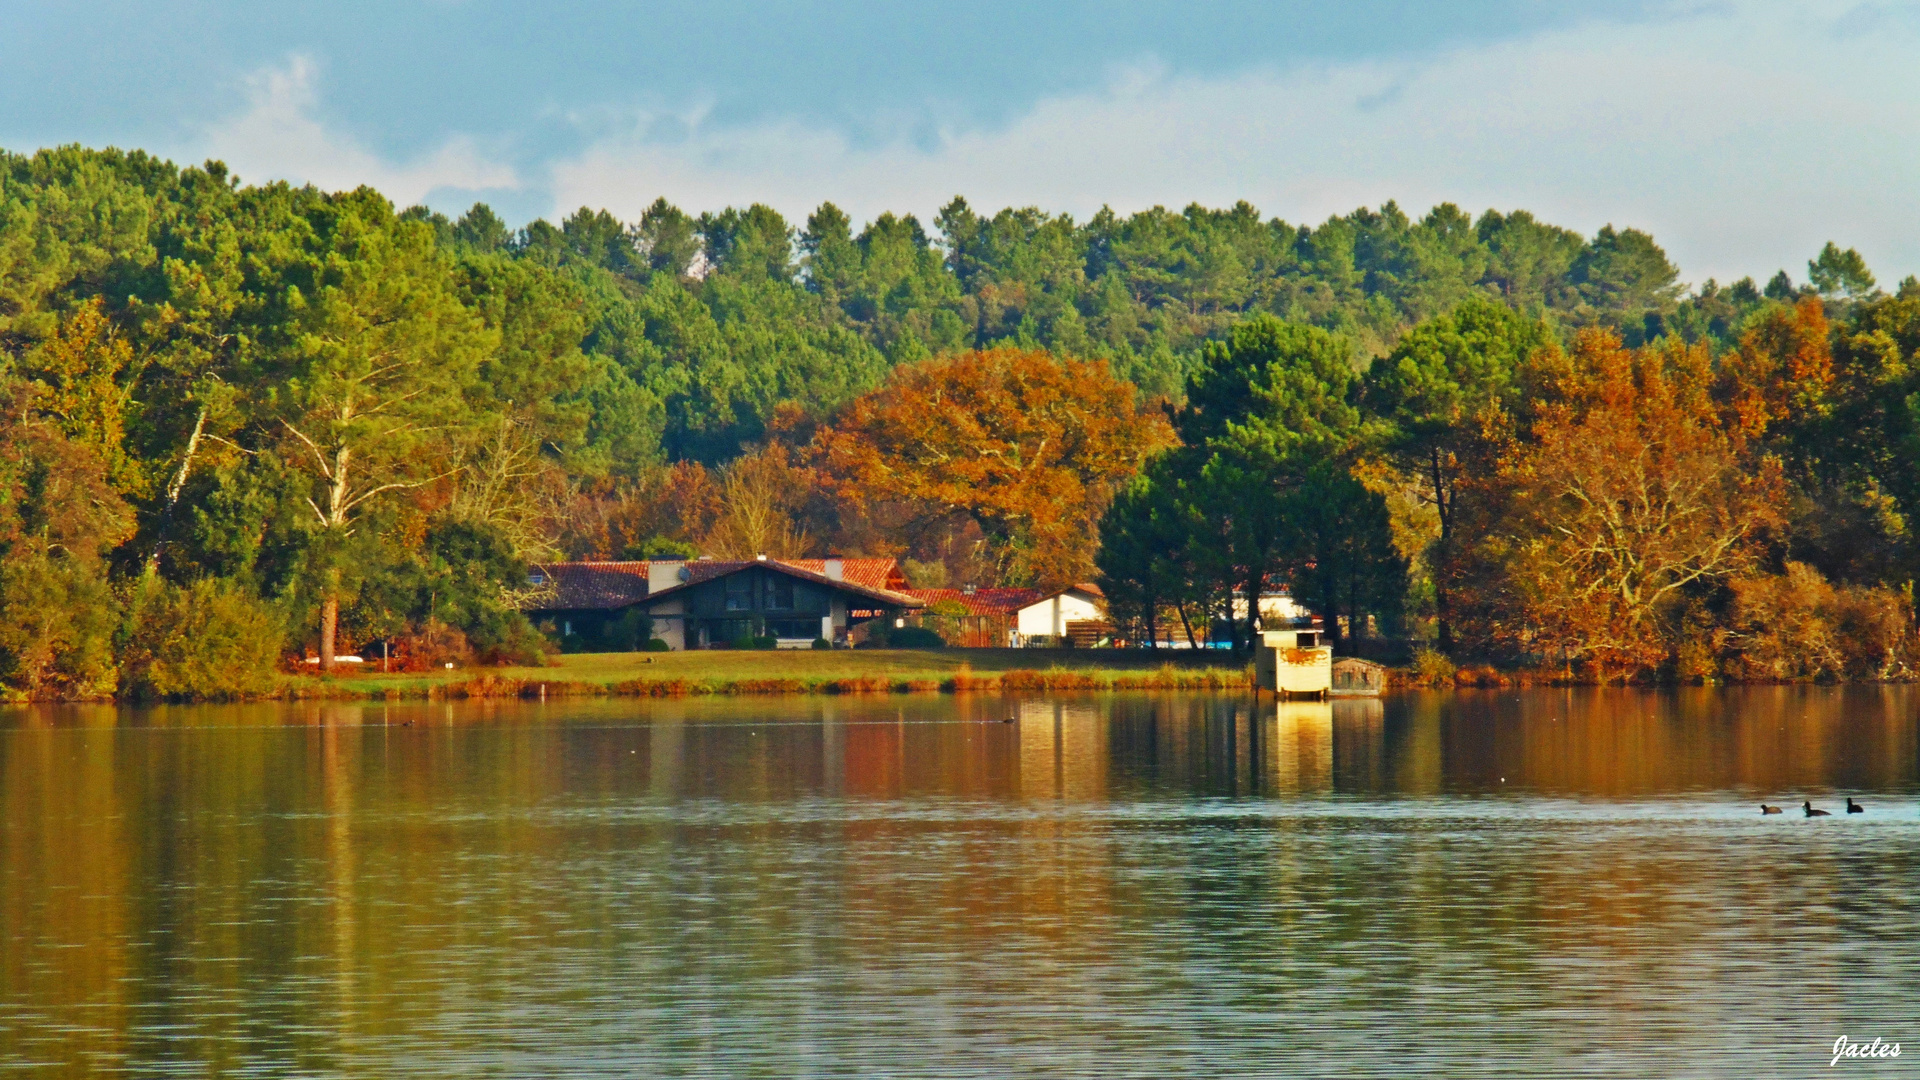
[871, 625, 946, 649]
[473, 616, 549, 666]
[1726, 563, 1916, 681]
[119, 577, 283, 700]
[0, 552, 121, 699]
[622, 536, 699, 560]
[1411, 648, 1456, 687]
[643, 637, 672, 652]
[752, 635, 778, 650]
[811, 637, 833, 650]
[391, 619, 473, 671]
[902, 558, 948, 588]
[596, 607, 656, 651]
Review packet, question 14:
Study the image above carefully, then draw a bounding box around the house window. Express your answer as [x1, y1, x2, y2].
[725, 575, 752, 611]
[767, 619, 815, 639]
[764, 575, 795, 610]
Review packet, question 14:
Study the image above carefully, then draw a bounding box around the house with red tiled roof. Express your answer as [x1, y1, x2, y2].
[899, 582, 1112, 647]
[524, 556, 920, 650]
[901, 586, 1044, 647]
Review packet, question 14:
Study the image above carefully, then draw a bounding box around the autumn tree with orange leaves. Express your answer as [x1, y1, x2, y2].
[813, 348, 1172, 587]
[1451, 330, 1788, 674]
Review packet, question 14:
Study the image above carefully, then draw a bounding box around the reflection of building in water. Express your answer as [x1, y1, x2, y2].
[1263, 701, 1333, 794]
[1017, 699, 1109, 800]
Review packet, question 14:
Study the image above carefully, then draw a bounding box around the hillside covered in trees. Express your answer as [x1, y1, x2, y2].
[1, 143, 1914, 697]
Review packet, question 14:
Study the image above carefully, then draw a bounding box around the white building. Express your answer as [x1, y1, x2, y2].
[1232, 591, 1313, 625]
[1011, 584, 1107, 646]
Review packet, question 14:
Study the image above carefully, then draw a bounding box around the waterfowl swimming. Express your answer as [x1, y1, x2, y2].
[1847, 798, 1865, 814]
[1761, 804, 1782, 814]
[1804, 801, 1831, 817]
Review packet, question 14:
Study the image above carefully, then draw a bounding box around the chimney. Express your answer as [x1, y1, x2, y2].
[647, 560, 683, 594]
[824, 557, 844, 582]
[962, 583, 976, 596]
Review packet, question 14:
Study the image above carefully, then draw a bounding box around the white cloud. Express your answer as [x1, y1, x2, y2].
[194, 55, 519, 207]
[549, 0, 1920, 284]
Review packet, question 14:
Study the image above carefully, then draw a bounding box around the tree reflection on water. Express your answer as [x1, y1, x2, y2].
[3, 688, 1916, 1076]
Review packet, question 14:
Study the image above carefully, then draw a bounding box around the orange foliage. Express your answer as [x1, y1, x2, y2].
[1455, 329, 1787, 675]
[1716, 296, 1833, 441]
[813, 348, 1172, 586]
[703, 443, 817, 558]
[1725, 563, 1916, 681]
[557, 461, 723, 559]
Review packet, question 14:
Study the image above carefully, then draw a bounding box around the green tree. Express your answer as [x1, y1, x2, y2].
[1809, 292, 1920, 586]
[699, 204, 795, 283]
[1280, 461, 1407, 652]
[1477, 209, 1583, 308]
[255, 189, 494, 669]
[452, 203, 512, 254]
[1148, 316, 1380, 655]
[799, 201, 860, 304]
[1364, 298, 1555, 650]
[1568, 224, 1682, 317]
[633, 197, 701, 279]
[1808, 242, 1876, 300]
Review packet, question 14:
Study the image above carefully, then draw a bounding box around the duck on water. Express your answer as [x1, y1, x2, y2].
[1761, 800, 1868, 817]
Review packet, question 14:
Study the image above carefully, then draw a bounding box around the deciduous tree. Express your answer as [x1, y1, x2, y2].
[1457, 331, 1786, 675]
[816, 347, 1170, 586]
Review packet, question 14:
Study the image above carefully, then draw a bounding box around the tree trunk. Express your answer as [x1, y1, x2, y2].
[1303, 560, 1340, 655]
[144, 405, 209, 572]
[318, 439, 350, 674]
[1241, 568, 1263, 660]
[1431, 447, 1455, 654]
[1320, 571, 1343, 654]
[319, 592, 339, 673]
[1347, 567, 1367, 658]
[1176, 602, 1199, 649]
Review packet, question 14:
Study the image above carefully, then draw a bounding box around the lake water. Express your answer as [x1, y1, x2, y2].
[3, 688, 1917, 1078]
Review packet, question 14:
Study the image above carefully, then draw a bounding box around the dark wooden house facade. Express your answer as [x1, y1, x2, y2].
[524, 556, 921, 650]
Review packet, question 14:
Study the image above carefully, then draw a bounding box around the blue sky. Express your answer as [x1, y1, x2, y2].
[6, 1, 1919, 285]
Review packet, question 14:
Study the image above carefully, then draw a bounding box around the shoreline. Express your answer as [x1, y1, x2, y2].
[286, 665, 1255, 702]
[281, 669, 1920, 703]
[262, 649, 1920, 702]
[16, 649, 1914, 704]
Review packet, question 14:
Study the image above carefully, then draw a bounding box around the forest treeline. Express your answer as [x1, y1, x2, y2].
[1097, 294, 1919, 682]
[0, 143, 1914, 698]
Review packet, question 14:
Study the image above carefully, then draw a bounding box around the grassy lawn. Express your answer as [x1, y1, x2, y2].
[285, 647, 1247, 698]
